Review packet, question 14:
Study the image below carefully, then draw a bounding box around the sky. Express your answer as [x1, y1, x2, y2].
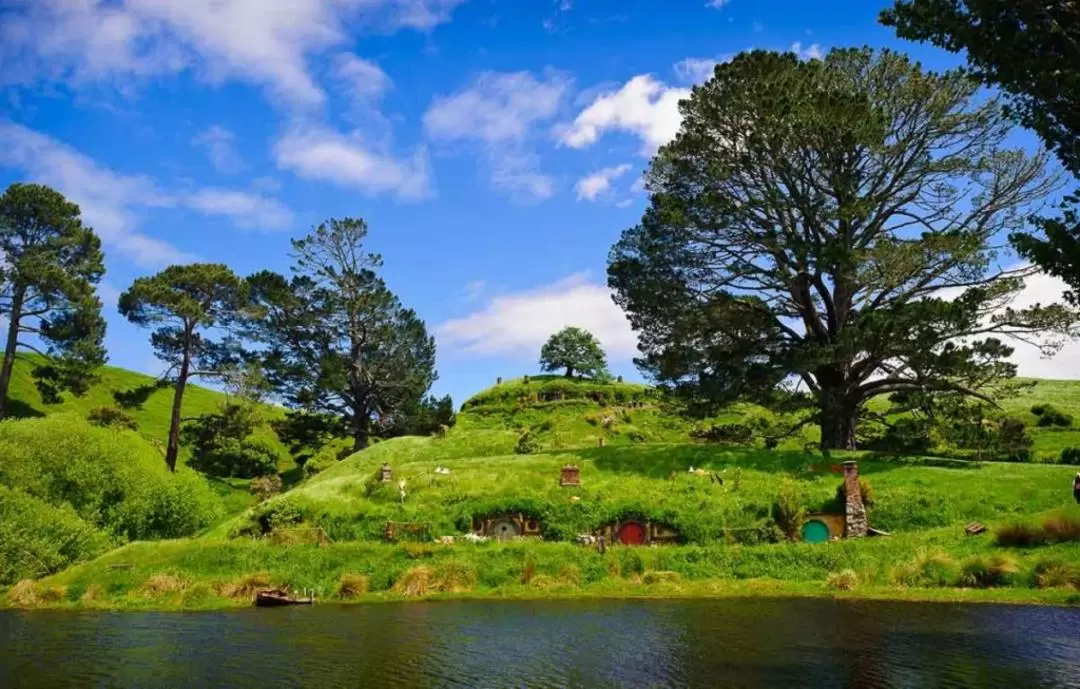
[0, 0, 1076, 406]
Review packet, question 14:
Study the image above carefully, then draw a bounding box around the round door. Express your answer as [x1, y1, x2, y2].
[617, 521, 646, 545]
[801, 519, 830, 544]
[491, 519, 520, 542]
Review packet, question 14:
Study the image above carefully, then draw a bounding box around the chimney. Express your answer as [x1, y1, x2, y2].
[842, 461, 868, 537]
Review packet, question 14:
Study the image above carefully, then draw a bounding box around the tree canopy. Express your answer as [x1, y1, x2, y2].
[0, 183, 106, 418]
[249, 218, 437, 452]
[607, 48, 1076, 449]
[119, 263, 248, 471]
[539, 326, 609, 379]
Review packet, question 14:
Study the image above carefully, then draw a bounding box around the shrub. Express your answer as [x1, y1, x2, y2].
[958, 554, 1018, 588]
[303, 444, 345, 478]
[691, 422, 755, 444]
[891, 550, 959, 588]
[826, 569, 858, 591]
[250, 475, 283, 503]
[0, 486, 111, 585]
[1042, 514, 1080, 543]
[215, 572, 272, 599]
[0, 415, 220, 543]
[995, 521, 1048, 547]
[394, 566, 435, 596]
[1060, 447, 1080, 465]
[87, 406, 138, 431]
[643, 571, 681, 585]
[1031, 404, 1073, 427]
[515, 431, 541, 455]
[188, 437, 282, 479]
[771, 481, 805, 541]
[438, 561, 477, 592]
[139, 575, 187, 597]
[1031, 559, 1080, 589]
[997, 417, 1033, 462]
[337, 573, 370, 599]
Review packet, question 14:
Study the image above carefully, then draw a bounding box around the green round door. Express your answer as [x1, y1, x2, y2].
[802, 519, 830, 543]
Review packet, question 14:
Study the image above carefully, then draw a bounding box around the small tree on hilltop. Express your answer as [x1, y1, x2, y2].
[0, 183, 107, 418]
[539, 327, 609, 379]
[119, 264, 249, 471]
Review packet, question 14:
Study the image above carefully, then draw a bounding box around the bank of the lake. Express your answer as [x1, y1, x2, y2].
[7, 530, 1079, 611]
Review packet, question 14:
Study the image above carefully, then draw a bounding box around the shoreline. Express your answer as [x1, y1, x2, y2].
[5, 578, 1078, 612]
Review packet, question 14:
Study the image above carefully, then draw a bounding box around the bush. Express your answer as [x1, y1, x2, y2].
[871, 417, 932, 454]
[826, 569, 858, 591]
[691, 422, 754, 445]
[958, 554, 1018, 588]
[891, 550, 959, 588]
[250, 475, 282, 503]
[337, 573, 370, 599]
[997, 417, 1033, 462]
[1031, 404, 1073, 428]
[189, 437, 282, 478]
[1042, 514, 1080, 543]
[1031, 559, 1080, 589]
[303, 448, 341, 478]
[994, 521, 1048, 547]
[0, 415, 220, 542]
[515, 431, 541, 455]
[0, 486, 111, 585]
[86, 406, 138, 431]
[1060, 447, 1080, 465]
[771, 481, 805, 541]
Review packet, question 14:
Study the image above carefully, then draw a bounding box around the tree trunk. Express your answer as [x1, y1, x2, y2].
[565, 366, 574, 378]
[165, 331, 192, 473]
[352, 412, 369, 453]
[819, 399, 857, 451]
[0, 286, 26, 420]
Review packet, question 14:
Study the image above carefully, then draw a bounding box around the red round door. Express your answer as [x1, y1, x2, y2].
[617, 522, 646, 545]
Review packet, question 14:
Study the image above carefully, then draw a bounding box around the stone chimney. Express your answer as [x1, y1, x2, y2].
[842, 461, 868, 537]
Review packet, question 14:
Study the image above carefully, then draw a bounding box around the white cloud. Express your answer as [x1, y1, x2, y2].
[0, 0, 465, 107]
[185, 188, 294, 230]
[462, 280, 486, 301]
[0, 122, 297, 265]
[437, 273, 638, 359]
[559, 75, 689, 156]
[274, 125, 431, 200]
[575, 163, 632, 201]
[333, 52, 391, 102]
[425, 70, 569, 144]
[673, 56, 726, 84]
[192, 125, 243, 174]
[0, 121, 190, 267]
[424, 70, 569, 200]
[250, 176, 282, 193]
[790, 41, 824, 61]
[706, 0, 729, 7]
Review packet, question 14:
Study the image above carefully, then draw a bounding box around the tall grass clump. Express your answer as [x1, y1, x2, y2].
[0, 415, 221, 542]
[891, 550, 960, 588]
[958, 555, 1019, 588]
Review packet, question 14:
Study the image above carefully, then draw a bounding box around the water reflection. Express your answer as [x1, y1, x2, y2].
[1, 599, 1078, 688]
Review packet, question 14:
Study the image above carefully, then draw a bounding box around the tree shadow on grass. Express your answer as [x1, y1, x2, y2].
[113, 380, 171, 410]
[575, 442, 983, 479]
[2, 398, 45, 420]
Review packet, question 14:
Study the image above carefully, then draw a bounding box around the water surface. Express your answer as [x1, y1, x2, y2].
[2, 599, 1078, 688]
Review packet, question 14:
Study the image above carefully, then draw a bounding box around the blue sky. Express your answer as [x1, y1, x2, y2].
[0, 0, 1072, 405]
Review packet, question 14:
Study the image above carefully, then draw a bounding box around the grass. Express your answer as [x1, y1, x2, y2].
[6, 371, 1080, 610]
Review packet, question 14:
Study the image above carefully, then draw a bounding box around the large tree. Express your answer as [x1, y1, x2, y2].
[608, 48, 1075, 450]
[882, 1, 1080, 308]
[539, 326, 609, 378]
[119, 264, 248, 471]
[249, 218, 437, 452]
[0, 183, 106, 418]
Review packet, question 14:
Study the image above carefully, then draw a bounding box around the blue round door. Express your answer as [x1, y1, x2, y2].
[801, 519, 830, 543]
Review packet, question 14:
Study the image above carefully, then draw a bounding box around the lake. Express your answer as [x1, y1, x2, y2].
[1, 599, 1078, 688]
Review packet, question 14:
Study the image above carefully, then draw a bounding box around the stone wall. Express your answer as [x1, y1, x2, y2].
[842, 460, 868, 537]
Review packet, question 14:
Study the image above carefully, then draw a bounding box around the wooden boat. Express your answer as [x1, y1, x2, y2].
[254, 589, 314, 607]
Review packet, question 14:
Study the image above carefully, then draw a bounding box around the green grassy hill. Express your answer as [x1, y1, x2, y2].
[14, 373, 1079, 610]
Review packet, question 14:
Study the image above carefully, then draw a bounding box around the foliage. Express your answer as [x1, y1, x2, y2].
[119, 263, 249, 471]
[250, 475, 283, 503]
[0, 414, 220, 545]
[690, 422, 754, 445]
[87, 405, 138, 431]
[248, 218, 437, 453]
[891, 550, 961, 588]
[380, 394, 456, 438]
[1031, 403, 1073, 428]
[184, 402, 280, 478]
[997, 417, 1034, 462]
[958, 554, 1019, 588]
[608, 48, 1074, 451]
[771, 481, 805, 542]
[271, 410, 348, 467]
[1059, 447, 1080, 465]
[835, 478, 875, 511]
[994, 522, 1048, 548]
[1031, 558, 1080, 589]
[0, 485, 111, 585]
[514, 430, 541, 455]
[826, 569, 858, 591]
[539, 327, 609, 379]
[0, 183, 106, 417]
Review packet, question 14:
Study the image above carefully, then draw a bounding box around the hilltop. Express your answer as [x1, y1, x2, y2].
[6, 372, 1079, 610]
